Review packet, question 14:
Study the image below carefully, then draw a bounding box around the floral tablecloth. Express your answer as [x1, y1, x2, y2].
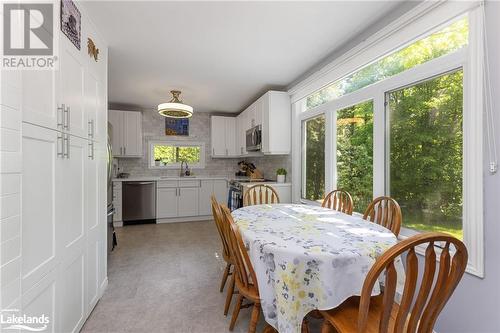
[232, 204, 399, 333]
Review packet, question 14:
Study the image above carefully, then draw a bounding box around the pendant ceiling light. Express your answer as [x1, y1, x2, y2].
[157, 90, 193, 118]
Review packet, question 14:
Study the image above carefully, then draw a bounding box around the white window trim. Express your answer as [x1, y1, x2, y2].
[292, 8, 485, 277]
[148, 140, 206, 169]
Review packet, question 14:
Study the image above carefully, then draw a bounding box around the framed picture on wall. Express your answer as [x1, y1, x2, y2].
[60, 0, 81, 50]
[165, 118, 189, 136]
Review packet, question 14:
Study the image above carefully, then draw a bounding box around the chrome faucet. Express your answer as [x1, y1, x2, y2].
[180, 161, 189, 177]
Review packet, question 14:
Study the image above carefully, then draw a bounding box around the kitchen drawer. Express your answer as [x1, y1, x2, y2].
[157, 180, 178, 188]
[178, 180, 200, 188]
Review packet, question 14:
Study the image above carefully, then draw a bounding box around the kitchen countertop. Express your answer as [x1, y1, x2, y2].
[112, 176, 229, 182]
[112, 176, 291, 186]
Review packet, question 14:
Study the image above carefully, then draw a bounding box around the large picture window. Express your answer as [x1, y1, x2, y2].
[336, 101, 373, 211]
[295, 10, 484, 276]
[149, 141, 205, 169]
[387, 70, 463, 239]
[302, 115, 325, 202]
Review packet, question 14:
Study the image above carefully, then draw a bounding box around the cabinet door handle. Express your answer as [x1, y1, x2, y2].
[57, 104, 65, 129]
[57, 133, 64, 158]
[64, 106, 70, 131]
[88, 141, 94, 160]
[212, 148, 215, 156]
[63, 134, 70, 159]
[226, 148, 228, 156]
[88, 119, 94, 138]
[124, 147, 126, 155]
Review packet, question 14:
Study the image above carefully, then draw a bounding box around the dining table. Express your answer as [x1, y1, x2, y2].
[232, 203, 401, 333]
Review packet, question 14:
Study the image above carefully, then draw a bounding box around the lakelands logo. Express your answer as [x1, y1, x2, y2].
[1, 309, 49, 331]
[2, 1, 58, 69]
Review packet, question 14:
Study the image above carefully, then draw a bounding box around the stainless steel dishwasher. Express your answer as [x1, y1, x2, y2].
[122, 181, 156, 222]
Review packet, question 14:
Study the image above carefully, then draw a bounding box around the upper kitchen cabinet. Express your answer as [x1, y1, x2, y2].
[109, 110, 143, 157]
[260, 91, 291, 154]
[59, 35, 87, 138]
[210, 116, 237, 157]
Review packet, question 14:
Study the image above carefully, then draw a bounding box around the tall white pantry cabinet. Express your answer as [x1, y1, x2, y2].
[0, 4, 108, 333]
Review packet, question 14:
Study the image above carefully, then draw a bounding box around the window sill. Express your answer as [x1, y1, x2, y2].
[397, 228, 482, 278]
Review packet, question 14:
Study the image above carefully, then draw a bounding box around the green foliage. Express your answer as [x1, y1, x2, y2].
[302, 18, 467, 238]
[389, 71, 463, 239]
[276, 168, 287, 176]
[306, 18, 468, 110]
[336, 101, 373, 211]
[303, 115, 325, 201]
[154, 145, 200, 164]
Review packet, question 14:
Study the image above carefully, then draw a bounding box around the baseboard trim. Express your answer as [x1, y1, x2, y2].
[156, 216, 212, 224]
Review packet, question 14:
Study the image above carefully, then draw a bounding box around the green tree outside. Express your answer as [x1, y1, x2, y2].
[302, 18, 467, 238]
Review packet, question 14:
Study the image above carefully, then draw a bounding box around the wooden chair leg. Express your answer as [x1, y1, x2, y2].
[262, 324, 278, 333]
[224, 274, 235, 316]
[248, 302, 261, 333]
[321, 320, 335, 333]
[220, 262, 231, 292]
[229, 294, 244, 331]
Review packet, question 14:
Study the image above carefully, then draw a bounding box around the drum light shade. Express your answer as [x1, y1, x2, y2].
[158, 90, 193, 118]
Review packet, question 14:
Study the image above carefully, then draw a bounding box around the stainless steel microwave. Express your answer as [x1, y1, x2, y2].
[246, 125, 262, 151]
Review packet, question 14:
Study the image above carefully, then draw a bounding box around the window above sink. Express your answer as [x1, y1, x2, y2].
[149, 140, 205, 169]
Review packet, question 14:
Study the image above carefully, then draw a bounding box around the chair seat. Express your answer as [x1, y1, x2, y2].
[235, 278, 260, 302]
[320, 295, 400, 333]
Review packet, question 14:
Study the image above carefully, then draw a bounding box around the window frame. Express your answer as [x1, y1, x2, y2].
[293, 11, 484, 277]
[148, 140, 206, 170]
[301, 113, 327, 204]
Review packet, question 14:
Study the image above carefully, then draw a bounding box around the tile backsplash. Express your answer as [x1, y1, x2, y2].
[114, 109, 291, 180]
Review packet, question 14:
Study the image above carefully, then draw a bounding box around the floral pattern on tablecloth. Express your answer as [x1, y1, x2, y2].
[232, 204, 400, 333]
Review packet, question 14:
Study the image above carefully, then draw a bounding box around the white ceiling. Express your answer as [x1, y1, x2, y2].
[84, 1, 408, 113]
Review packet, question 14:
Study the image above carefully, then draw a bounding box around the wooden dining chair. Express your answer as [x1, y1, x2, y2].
[322, 190, 354, 215]
[210, 195, 236, 316]
[363, 196, 402, 236]
[243, 184, 280, 206]
[220, 205, 262, 333]
[320, 232, 468, 333]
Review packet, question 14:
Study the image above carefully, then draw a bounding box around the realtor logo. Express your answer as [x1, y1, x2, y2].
[2, 2, 58, 69]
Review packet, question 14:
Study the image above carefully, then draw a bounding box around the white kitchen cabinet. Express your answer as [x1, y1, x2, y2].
[211, 116, 226, 156]
[157, 188, 178, 218]
[85, 141, 102, 313]
[155, 179, 228, 221]
[211, 116, 237, 157]
[213, 180, 228, 203]
[60, 36, 87, 139]
[21, 269, 58, 333]
[57, 134, 87, 333]
[16, 4, 108, 332]
[242, 183, 292, 204]
[123, 112, 143, 156]
[21, 123, 61, 292]
[199, 180, 213, 216]
[22, 70, 58, 130]
[84, 69, 105, 143]
[236, 113, 247, 156]
[178, 187, 199, 217]
[260, 91, 291, 155]
[109, 110, 142, 157]
[254, 97, 263, 127]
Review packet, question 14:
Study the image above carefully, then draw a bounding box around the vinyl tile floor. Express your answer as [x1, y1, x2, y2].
[81, 221, 322, 333]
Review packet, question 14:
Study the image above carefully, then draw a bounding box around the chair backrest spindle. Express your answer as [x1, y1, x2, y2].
[363, 196, 402, 236]
[243, 184, 280, 206]
[357, 232, 468, 333]
[322, 190, 354, 215]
